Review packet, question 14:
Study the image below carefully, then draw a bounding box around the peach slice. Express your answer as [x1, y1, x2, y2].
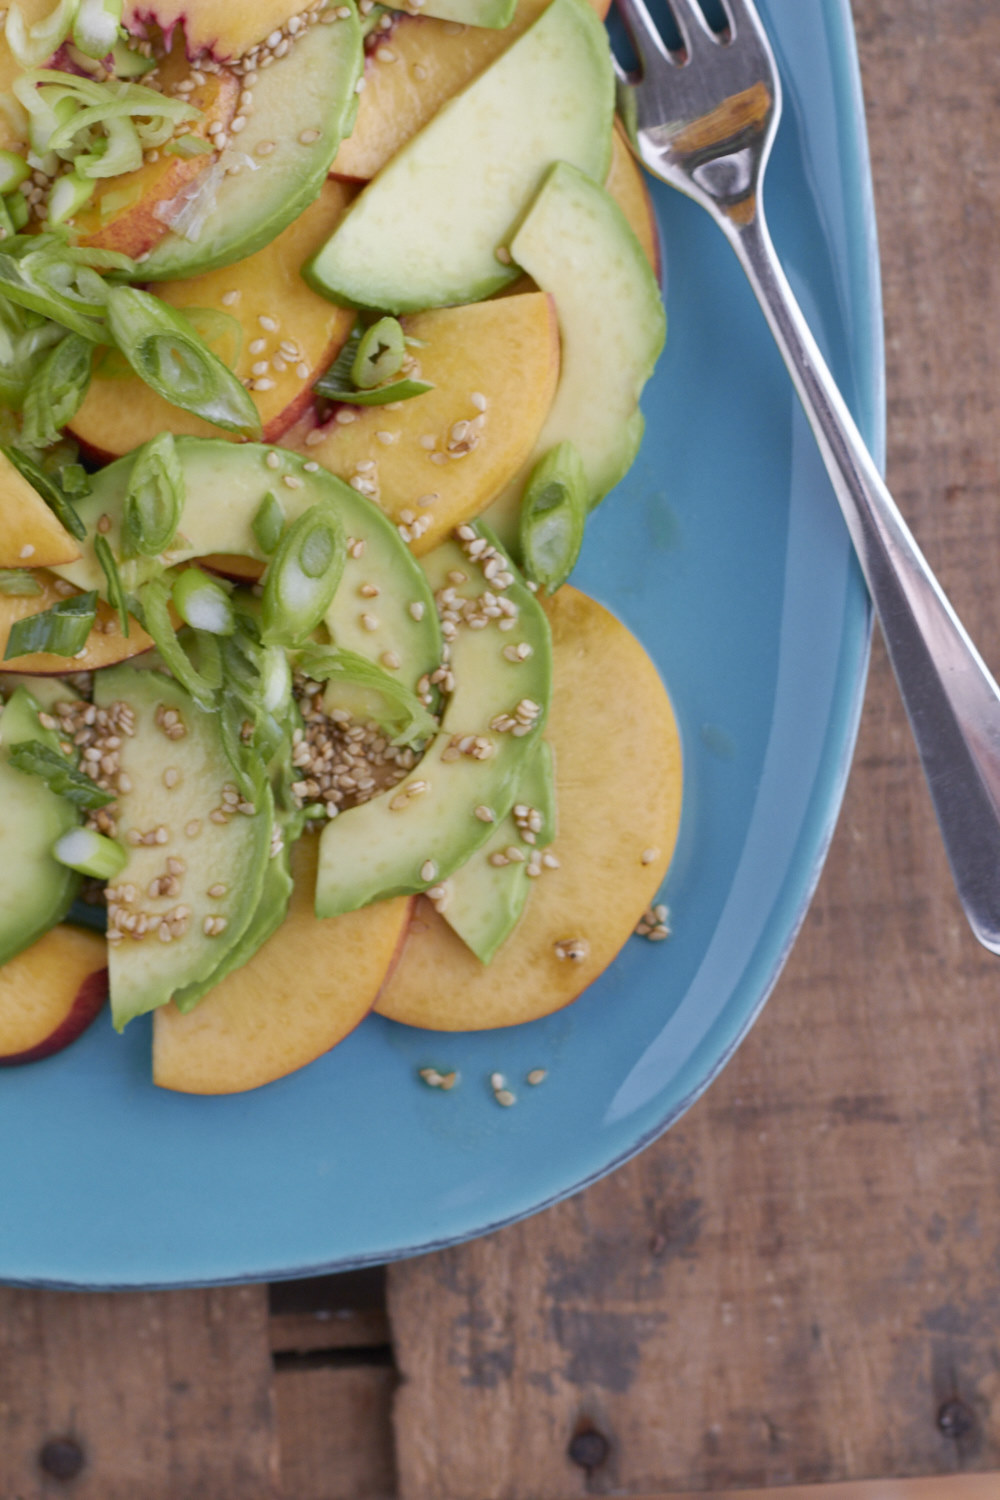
[153, 833, 412, 1095]
[70, 178, 358, 459]
[0, 572, 153, 674]
[0, 924, 107, 1067]
[122, 0, 308, 62]
[71, 41, 240, 258]
[0, 452, 82, 569]
[288, 292, 559, 555]
[332, 0, 610, 182]
[376, 586, 682, 1030]
[607, 121, 660, 278]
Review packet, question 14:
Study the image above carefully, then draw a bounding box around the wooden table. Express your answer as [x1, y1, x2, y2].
[4, 2, 1000, 1496]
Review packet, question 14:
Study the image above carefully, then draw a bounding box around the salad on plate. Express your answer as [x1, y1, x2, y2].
[0, 0, 682, 1094]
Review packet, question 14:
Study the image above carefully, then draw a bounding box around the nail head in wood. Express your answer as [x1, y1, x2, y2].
[39, 1437, 85, 1480]
[567, 1427, 610, 1470]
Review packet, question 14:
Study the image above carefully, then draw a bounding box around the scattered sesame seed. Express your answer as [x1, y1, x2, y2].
[19, 544, 34, 558]
[258, 314, 279, 332]
[474, 805, 495, 823]
[420, 859, 437, 882]
[409, 601, 425, 621]
[163, 768, 179, 789]
[266, 451, 281, 469]
[283, 474, 303, 489]
[641, 848, 659, 865]
[299, 127, 321, 144]
[221, 290, 240, 306]
[527, 1069, 547, 1086]
[360, 613, 379, 632]
[495, 1089, 516, 1108]
[554, 938, 590, 962]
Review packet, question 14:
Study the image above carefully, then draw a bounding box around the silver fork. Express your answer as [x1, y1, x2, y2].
[617, 0, 1000, 956]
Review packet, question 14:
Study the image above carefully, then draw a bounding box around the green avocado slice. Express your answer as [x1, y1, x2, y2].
[95, 666, 274, 1030]
[0, 685, 82, 967]
[305, 0, 614, 312]
[314, 526, 552, 917]
[138, 9, 363, 282]
[484, 161, 666, 548]
[51, 438, 442, 700]
[443, 735, 555, 963]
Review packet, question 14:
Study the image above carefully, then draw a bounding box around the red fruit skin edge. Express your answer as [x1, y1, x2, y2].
[0, 968, 109, 1068]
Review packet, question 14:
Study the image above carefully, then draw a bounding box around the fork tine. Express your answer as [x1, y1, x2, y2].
[716, 0, 764, 41]
[665, 0, 716, 52]
[614, 0, 674, 70]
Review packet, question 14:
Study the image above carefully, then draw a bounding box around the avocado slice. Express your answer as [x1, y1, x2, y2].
[305, 0, 614, 312]
[138, 11, 363, 282]
[51, 438, 442, 697]
[315, 526, 551, 917]
[409, 0, 516, 27]
[0, 685, 82, 967]
[485, 161, 666, 547]
[443, 735, 555, 962]
[95, 666, 274, 1029]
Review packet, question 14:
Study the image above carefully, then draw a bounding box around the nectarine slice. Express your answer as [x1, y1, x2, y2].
[71, 41, 239, 258]
[0, 924, 107, 1066]
[153, 833, 412, 1094]
[122, 0, 308, 62]
[0, 451, 81, 568]
[607, 122, 660, 278]
[289, 293, 559, 555]
[70, 179, 358, 459]
[0, 572, 153, 674]
[376, 586, 682, 1030]
[332, 0, 610, 182]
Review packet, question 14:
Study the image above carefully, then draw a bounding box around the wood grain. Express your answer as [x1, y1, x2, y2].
[0, 1286, 278, 1500]
[275, 1363, 398, 1500]
[387, 1, 1000, 1496]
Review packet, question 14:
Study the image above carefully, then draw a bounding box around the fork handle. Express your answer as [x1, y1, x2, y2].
[732, 210, 1000, 953]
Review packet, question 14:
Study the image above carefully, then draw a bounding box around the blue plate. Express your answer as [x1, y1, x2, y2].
[0, 0, 882, 1289]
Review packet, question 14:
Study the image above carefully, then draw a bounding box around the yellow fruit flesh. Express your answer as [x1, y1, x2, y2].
[288, 292, 559, 554]
[153, 833, 412, 1094]
[0, 925, 106, 1057]
[72, 44, 239, 257]
[332, 0, 610, 181]
[123, 0, 310, 62]
[70, 179, 358, 458]
[0, 572, 153, 674]
[376, 586, 682, 1030]
[0, 453, 81, 568]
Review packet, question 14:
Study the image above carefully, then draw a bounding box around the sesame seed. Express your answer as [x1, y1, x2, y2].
[221, 290, 240, 306]
[495, 1089, 516, 1108]
[208, 883, 227, 899]
[361, 613, 379, 632]
[163, 768, 179, 789]
[554, 938, 590, 962]
[409, 601, 425, 621]
[495, 246, 512, 265]
[253, 378, 276, 392]
[471, 391, 488, 412]
[97, 513, 111, 534]
[283, 474, 303, 489]
[299, 128, 321, 144]
[474, 805, 495, 823]
[527, 1069, 548, 1086]
[19, 544, 34, 558]
[251, 359, 270, 376]
[381, 651, 401, 670]
[258, 315, 279, 332]
[255, 140, 276, 156]
[420, 859, 437, 882]
[296, 362, 310, 380]
[641, 848, 659, 865]
[266, 450, 281, 469]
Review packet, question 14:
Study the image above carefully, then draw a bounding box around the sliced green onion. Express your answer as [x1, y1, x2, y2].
[59, 462, 90, 500]
[121, 431, 184, 558]
[261, 499, 346, 648]
[177, 305, 242, 372]
[8, 739, 115, 808]
[319, 320, 361, 391]
[172, 568, 235, 636]
[137, 576, 219, 710]
[298, 646, 437, 747]
[0, 569, 42, 596]
[0, 249, 107, 339]
[165, 134, 213, 158]
[106, 287, 261, 437]
[4, 191, 29, 232]
[53, 825, 127, 879]
[314, 377, 433, 408]
[0, 151, 30, 195]
[94, 533, 129, 636]
[518, 441, 587, 593]
[261, 645, 291, 715]
[21, 331, 94, 448]
[72, 0, 123, 59]
[252, 491, 284, 555]
[351, 316, 406, 389]
[5, 0, 79, 68]
[0, 443, 86, 540]
[47, 168, 97, 225]
[0, 196, 15, 241]
[4, 589, 96, 660]
[109, 37, 156, 76]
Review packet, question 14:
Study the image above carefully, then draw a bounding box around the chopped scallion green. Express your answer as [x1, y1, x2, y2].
[121, 431, 184, 557]
[260, 499, 346, 648]
[94, 533, 130, 636]
[1, 443, 87, 540]
[0, 569, 41, 596]
[352, 315, 406, 389]
[3, 589, 97, 660]
[518, 441, 587, 593]
[53, 825, 127, 879]
[172, 568, 235, 636]
[252, 491, 284, 555]
[21, 332, 94, 449]
[8, 739, 115, 809]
